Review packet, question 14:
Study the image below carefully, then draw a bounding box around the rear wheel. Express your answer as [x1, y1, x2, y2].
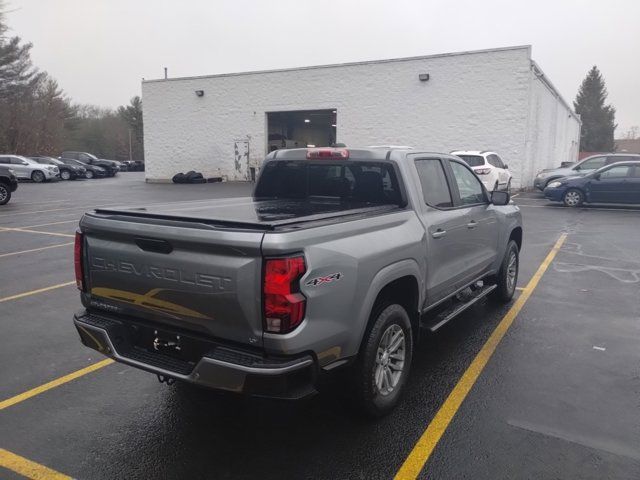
[0, 183, 10, 205]
[506, 179, 512, 194]
[85, 170, 94, 179]
[563, 188, 584, 207]
[60, 169, 71, 180]
[491, 240, 519, 303]
[352, 303, 413, 417]
[31, 170, 45, 183]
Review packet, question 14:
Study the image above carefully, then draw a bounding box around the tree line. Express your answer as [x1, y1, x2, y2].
[0, 4, 143, 160]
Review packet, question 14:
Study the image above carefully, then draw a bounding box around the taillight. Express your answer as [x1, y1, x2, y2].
[263, 256, 306, 333]
[306, 148, 349, 160]
[475, 168, 492, 175]
[74, 231, 85, 291]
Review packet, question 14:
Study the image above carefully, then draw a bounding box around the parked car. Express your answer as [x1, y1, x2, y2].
[31, 156, 85, 180]
[451, 150, 512, 192]
[544, 161, 640, 207]
[60, 151, 120, 177]
[0, 166, 18, 205]
[534, 154, 640, 190]
[0, 155, 59, 182]
[72, 146, 522, 416]
[61, 158, 107, 179]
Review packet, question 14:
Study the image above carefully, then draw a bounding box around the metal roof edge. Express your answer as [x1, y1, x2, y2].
[142, 45, 532, 84]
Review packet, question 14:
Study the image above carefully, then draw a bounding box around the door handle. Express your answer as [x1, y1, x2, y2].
[467, 220, 478, 229]
[431, 229, 447, 239]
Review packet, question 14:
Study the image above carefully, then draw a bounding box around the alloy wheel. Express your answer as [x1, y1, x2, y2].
[506, 251, 518, 293]
[374, 324, 406, 396]
[0, 185, 7, 203]
[564, 190, 582, 207]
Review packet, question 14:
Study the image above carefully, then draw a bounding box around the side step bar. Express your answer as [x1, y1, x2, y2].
[423, 284, 497, 332]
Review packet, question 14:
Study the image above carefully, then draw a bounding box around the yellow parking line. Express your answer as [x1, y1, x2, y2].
[0, 359, 114, 411]
[0, 243, 74, 258]
[0, 228, 74, 238]
[0, 448, 72, 479]
[0, 281, 75, 303]
[394, 233, 567, 479]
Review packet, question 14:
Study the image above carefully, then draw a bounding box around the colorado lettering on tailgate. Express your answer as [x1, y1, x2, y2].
[90, 256, 233, 291]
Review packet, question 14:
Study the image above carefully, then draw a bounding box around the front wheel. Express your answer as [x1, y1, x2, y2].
[352, 303, 413, 417]
[60, 170, 71, 180]
[0, 183, 10, 205]
[491, 240, 519, 303]
[563, 188, 584, 207]
[31, 170, 45, 183]
[85, 170, 94, 179]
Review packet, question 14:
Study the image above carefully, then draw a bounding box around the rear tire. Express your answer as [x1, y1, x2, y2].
[85, 170, 94, 179]
[0, 183, 10, 205]
[563, 188, 584, 207]
[506, 179, 512, 194]
[31, 170, 45, 183]
[352, 303, 413, 417]
[491, 240, 519, 303]
[60, 170, 71, 180]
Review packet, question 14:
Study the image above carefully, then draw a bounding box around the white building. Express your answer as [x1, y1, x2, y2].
[141, 45, 580, 188]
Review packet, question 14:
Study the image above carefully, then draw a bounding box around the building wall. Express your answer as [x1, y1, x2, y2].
[142, 46, 534, 184]
[523, 68, 581, 187]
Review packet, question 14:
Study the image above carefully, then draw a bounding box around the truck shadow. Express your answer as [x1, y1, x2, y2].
[106, 299, 512, 479]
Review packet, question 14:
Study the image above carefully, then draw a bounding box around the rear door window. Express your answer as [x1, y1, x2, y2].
[599, 165, 632, 178]
[414, 159, 453, 208]
[0, 157, 9, 164]
[456, 155, 485, 167]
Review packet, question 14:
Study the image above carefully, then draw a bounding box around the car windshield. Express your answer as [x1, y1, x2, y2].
[455, 155, 485, 167]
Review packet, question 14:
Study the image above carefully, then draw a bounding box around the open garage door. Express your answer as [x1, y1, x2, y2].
[267, 109, 336, 153]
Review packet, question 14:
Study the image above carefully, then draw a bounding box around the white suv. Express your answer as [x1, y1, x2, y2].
[451, 150, 512, 192]
[0, 155, 59, 182]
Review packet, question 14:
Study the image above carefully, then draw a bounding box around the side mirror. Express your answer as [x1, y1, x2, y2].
[593, 173, 601, 180]
[491, 190, 510, 206]
[503, 164, 509, 169]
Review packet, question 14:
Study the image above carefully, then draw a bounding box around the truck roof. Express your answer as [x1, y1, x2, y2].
[269, 147, 450, 162]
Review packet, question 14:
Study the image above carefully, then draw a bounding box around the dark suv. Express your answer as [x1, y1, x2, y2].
[60, 152, 120, 177]
[0, 166, 19, 205]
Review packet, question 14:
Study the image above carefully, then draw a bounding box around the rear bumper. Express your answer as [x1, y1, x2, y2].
[73, 310, 317, 399]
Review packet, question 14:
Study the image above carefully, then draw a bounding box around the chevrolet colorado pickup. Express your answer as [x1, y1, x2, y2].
[73, 147, 522, 416]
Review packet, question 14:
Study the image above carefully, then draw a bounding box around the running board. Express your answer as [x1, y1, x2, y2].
[424, 284, 497, 332]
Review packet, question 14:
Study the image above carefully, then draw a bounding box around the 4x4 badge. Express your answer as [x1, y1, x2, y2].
[306, 272, 343, 287]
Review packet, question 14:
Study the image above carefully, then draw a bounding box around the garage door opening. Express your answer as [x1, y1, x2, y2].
[267, 109, 336, 153]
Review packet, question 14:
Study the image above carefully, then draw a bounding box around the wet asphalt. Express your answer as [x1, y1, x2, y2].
[0, 174, 638, 479]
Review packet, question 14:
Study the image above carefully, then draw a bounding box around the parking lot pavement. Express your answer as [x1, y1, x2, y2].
[1, 174, 639, 479]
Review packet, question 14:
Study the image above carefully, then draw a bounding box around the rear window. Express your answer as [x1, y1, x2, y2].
[455, 155, 485, 167]
[254, 160, 403, 206]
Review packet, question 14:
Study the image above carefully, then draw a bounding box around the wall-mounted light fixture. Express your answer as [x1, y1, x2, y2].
[195, 90, 204, 97]
[418, 73, 430, 82]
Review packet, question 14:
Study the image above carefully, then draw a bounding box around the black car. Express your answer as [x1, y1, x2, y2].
[60, 151, 120, 177]
[62, 158, 107, 179]
[0, 166, 19, 205]
[31, 156, 86, 180]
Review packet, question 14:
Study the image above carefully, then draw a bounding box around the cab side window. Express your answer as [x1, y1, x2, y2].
[0, 157, 9, 164]
[449, 161, 486, 205]
[414, 159, 453, 208]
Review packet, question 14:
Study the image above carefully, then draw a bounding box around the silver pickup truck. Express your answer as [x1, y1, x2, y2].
[73, 147, 522, 416]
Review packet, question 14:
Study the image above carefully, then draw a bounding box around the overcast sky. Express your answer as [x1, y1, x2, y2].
[5, 0, 639, 134]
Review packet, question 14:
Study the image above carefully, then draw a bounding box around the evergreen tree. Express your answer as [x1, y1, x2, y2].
[573, 66, 617, 151]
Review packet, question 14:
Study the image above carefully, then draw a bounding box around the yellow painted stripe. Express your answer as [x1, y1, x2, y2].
[2, 228, 74, 238]
[0, 242, 73, 259]
[0, 448, 72, 479]
[0, 359, 114, 411]
[394, 233, 567, 479]
[0, 281, 75, 303]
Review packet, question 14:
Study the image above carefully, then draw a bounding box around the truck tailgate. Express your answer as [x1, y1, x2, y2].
[80, 212, 265, 347]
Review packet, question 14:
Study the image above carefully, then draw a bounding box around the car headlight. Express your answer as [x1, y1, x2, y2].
[547, 181, 563, 188]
